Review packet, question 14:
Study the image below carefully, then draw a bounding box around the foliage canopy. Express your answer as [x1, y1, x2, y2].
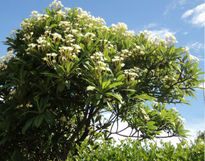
[0, 0, 203, 160]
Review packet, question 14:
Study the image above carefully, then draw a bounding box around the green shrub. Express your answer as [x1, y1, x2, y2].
[71, 138, 205, 161]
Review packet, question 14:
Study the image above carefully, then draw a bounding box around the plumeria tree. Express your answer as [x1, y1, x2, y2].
[0, 0, 203, 160]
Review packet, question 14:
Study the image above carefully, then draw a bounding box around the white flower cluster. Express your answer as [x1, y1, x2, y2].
[140, 30, 151, 39]
[84, 32, 96, 41]
[165, 33, 178, 47]
[52, 33, 63, 42]
[124, 67, 140, 81]
[21, 12, 49, 31]
[30, 11, 49, 21]
[21, 19, 33, 31]
[37, 36, 51, 51]
[77, 8, 105, 26]
[43, 53, 58, 64]
[59, 21, 71, 30]
[91, 52, 111, 72]
[59, 44, 81, 60]
[0, 51, 14, 70]
[111, 22, 128, 31]
[49, 0, 63, 11]
[22, 32, 34, 42]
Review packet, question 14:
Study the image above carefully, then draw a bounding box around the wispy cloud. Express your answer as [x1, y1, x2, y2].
[182, 3, 205, 27]
[143, 23, 158, 30]
[185, 41, 204, 61]
[164, 0, 188, 15]
[186, 42, 204, 53]
[179, 0, 187, 5]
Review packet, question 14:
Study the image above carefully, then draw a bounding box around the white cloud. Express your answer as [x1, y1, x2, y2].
[148, 28, 176, 40]
[182, 10, 194, 18]
[182, 3, 205, 27]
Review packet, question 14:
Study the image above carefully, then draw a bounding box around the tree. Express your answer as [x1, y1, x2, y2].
[0, 0, 203, 160]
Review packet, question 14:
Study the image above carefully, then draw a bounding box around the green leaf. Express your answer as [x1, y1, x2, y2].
[132, 94, 155, 101]
[57, 82, 65, 93]
[102, 79, 111, 90]
[87, 85, 96, 91]
[107, 82, 123, 90]
[105, 92, 123, 103]
[116, 74, 125, 81]
[34, 114, 44, 128]
[41, 72, 59, 78]
[65, 62, 74, 73]
[146, 121, 157, 130]
[44, 112, 55, 125]
[22, 118, 34, 134]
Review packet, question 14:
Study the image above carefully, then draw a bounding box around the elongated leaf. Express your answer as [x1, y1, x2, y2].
[107, 82, 123, 90]
[41, 72, 59, 78]
[34, 114, 44, 128]
[22, 118, 34, 134]
[105, 92, 123, 103]
[132, 94, 155, 101]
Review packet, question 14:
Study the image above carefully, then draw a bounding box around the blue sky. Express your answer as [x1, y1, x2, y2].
[0, 0, 204, 139]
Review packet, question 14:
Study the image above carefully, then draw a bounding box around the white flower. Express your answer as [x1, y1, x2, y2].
[184, 47, 189, 53]
[84, 32, 95, 39]
[64, 7, 71, 14]
[47, 53, 57, 57]
[71, 29, 78, 34]
[28, 43, 37, 50]
[72, 44, 81, 50]
[188, 54, 199, 62]
[101, 26, 108, 31]
[121, 63, 125, 67]
[52, 33, 62, 41]
[59, 21, 70, 28]
[122, 49, 129, 53]
[65, 34, 74, 39]
[126, 30, 135, 36]
[95, 17, 105, 24]
[21, 19, 33, 31]
[30, 11, 38, 18]
[140, 51, 145, 55]
[57, 10, 66, 16]
[59, 46, 73, 53]
[178, 116, 186, 123]
[171, 107, 178, 112]
[37, 36, 47, 45]
[135, 45, 141, 50]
